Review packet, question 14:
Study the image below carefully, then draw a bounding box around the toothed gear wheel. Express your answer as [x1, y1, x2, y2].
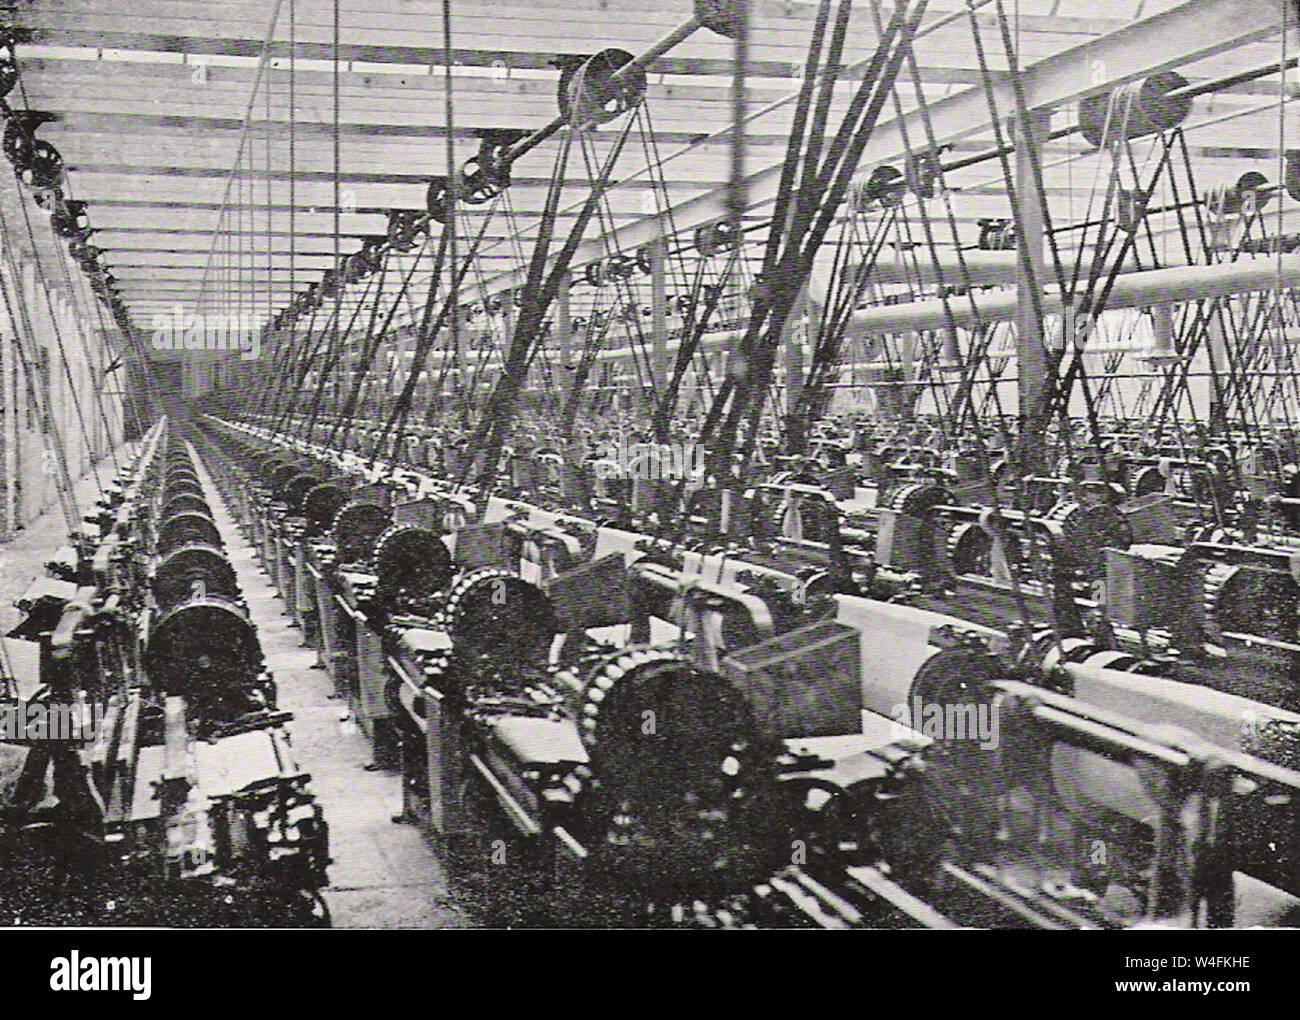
[161, 493, 208, 520]
[771, 493, 839, 543]
[280, 473, 321, 513]
[331, 501, 392, 565]
[371, 523, 453, 612]
[575, 647, 783, 898]
[946, 521, 990, 575]
[143, 597, 266, 724]
[156, 511, 222, 555]
[164, 475, 204, 500]
[945, 520, 1022, 576]
[1042, 500, 1132, 579]
[888, 481, 951, 518]
[441, 568, 558, 665]
[302, 482, 349, 536]
[152, 542, 240, 613]
[1202, 562, 1299, 645]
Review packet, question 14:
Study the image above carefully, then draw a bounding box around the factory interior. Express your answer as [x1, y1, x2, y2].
[0, 0, 1298, 938]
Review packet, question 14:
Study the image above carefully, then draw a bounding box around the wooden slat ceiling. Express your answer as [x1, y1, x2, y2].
[4, 0, 1296, 327]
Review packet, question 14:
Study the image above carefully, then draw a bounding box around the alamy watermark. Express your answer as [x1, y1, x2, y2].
[150, 306, 261, 360]
[0, 700, 108, 742]
[890, 697, 1000, 750]
[592, 437, 705, 480]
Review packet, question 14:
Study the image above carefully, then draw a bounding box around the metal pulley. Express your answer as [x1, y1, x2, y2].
[152, 543, 240, 613]
[425, 174, 452, 224]
[852, 165, 906, 212]
[695, 0, 744, 37]
[565, 48, 646, 129]
[976, 217, 1016, 251]
[458, 131, 523, 205]
[694, 218, 741, 256]
[554, 54, 588, 122]
[3, 111, 63, 189]
[1204, 170, 1273, 219]
[300, 284, 324, 312]
[634, 244, 655, 275]
[344, 238, 384, 284]
[584, 260, 606, 287]
[1115, 189, 1147, 233]
[1286, 150, 1300, 203]
[904, 147, 948, 198]
[1077, 71, 1192, 149]
[605, 253, 636, 281]
[386, 208, 425, 252]
[16, 139, 62, 189]
[51, 198, 91, 241]
[371, 523, 453, 611]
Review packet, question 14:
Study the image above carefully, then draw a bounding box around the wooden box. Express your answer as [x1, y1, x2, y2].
[544, 553, 631, 633]
[722, 619, 861, 739]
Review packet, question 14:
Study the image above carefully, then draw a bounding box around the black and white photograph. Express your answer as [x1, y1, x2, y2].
[0, 0, 1290, 993]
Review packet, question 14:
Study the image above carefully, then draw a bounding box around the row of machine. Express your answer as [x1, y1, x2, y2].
[0, 419, 330, 925]
[192, 410, 1299, 928]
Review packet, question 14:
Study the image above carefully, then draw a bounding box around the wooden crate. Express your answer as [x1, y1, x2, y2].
[544, 553, 631, 633]
[1104, 545, 1192, 633]
[1119, 492, 1178, 544]
[723, 619, 861, 739]
[454, 521, 508, 569]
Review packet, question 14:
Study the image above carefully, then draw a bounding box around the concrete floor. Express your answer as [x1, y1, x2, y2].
[189, 451, 472, 928]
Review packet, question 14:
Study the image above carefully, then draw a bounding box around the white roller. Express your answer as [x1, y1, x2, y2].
[845, 255, 1300, 336]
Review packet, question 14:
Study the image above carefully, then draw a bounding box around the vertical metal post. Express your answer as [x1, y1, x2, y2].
[650, 236, 668, 412]
[1014, 109, 1051, 465]
[784, 284, 806, 417]
[502, 290, 516, 394]
[557, 272, 572, 369]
